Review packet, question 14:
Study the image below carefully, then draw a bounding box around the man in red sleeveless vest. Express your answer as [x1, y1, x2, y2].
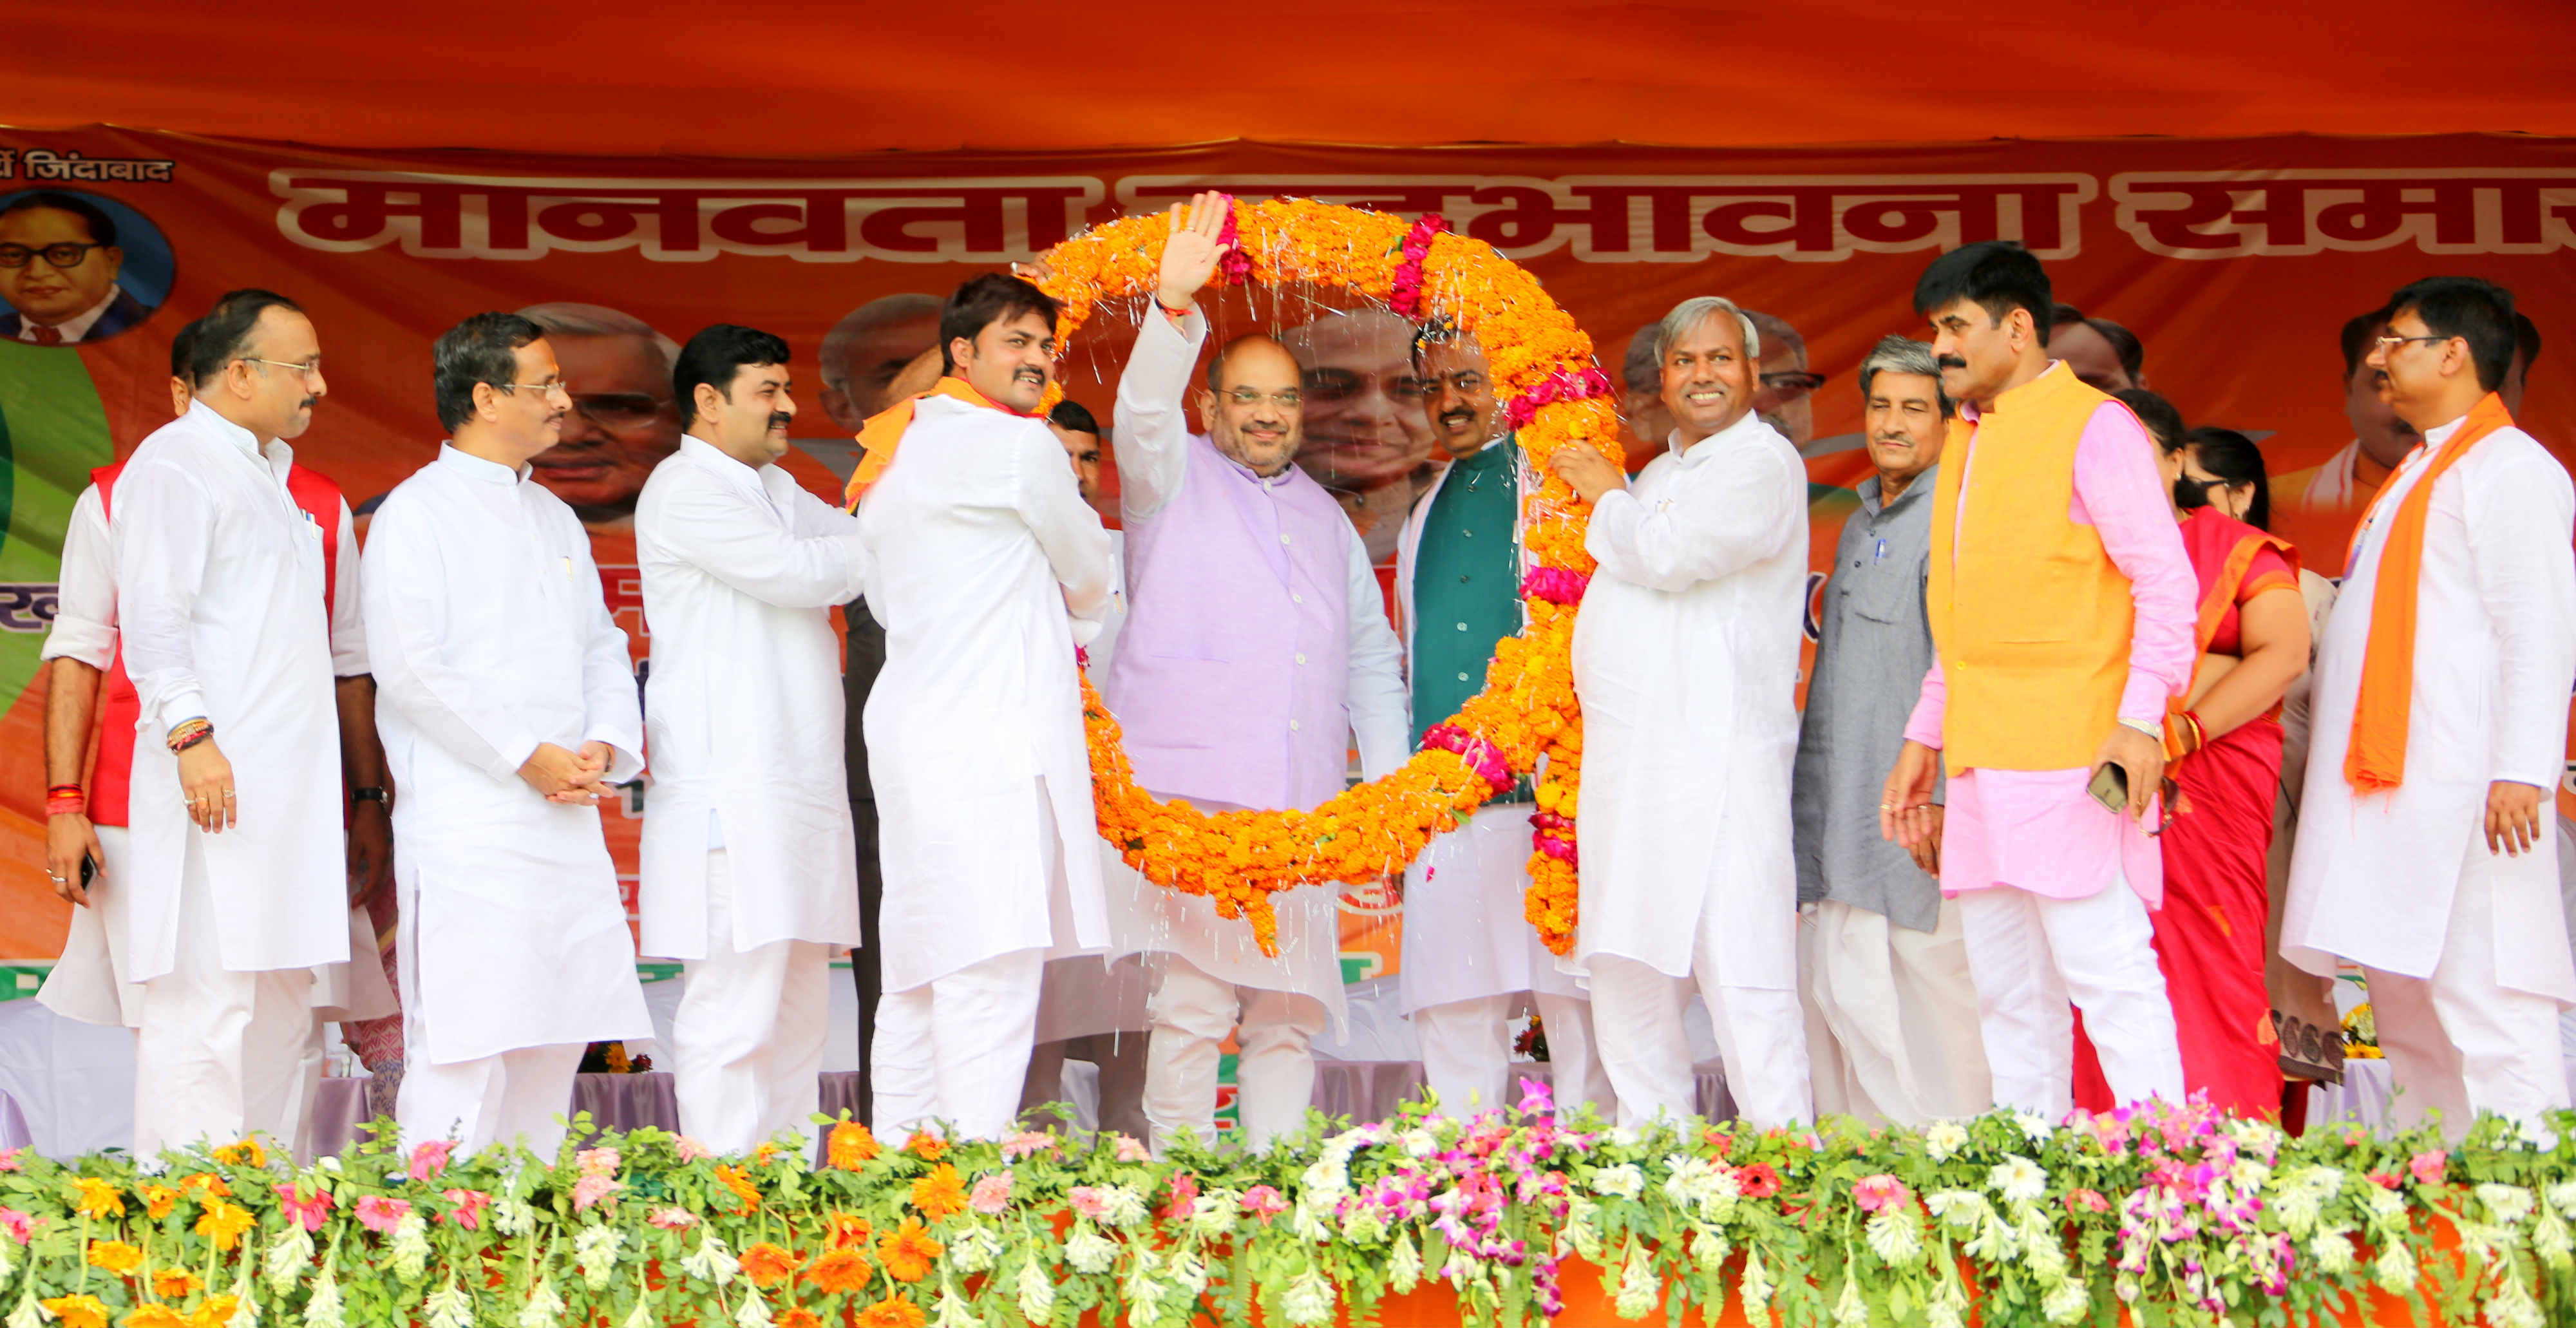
[44, 292, 396, 1157]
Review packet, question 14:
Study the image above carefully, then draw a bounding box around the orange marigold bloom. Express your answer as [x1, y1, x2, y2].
[739, 1242, 802, 1289]
[85, 1238, 144, 1275]
[194, 1197, 255, 1251]
[803, 1247, 874, 1296]
[908, 1164, 967, 1222]
[209, 1139, 267, 1168]
[140, 1184, 182, 1220]
[778, 1311, 824, 1328]
[189, 1296, 240, 1328]
[826, 1211, 874, 1251]
[712, 1164, 762, 1215]
[72, 1177, 125, 1219]
[177, 1173, 231, 1199]
[41, 1296, 110, 1328]
[876, 1217, 944, 1284]
[855, 1297, 928, 1328]
[902, 1131, 945, 1162]
[826, 1121, 880, 1169]
[123, 1307, 187, 1328]
[151, 1267, 205, 1299]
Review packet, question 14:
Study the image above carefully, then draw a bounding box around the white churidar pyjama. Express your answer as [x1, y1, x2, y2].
[1799, 897, 1993, 1124]
[871, 948, 1046, 1141]
[1414, 994, 1614, 1121]
[1954, 872, 2183, 1116]
[1587, 920, 1812, 1129]
[1144, 955, 1327, 1151]
[672, 849, 831, 1155]
[132, 837, 315, 1161]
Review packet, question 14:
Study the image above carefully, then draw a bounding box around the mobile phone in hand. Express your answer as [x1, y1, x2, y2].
[2088, 762, 2128, 813]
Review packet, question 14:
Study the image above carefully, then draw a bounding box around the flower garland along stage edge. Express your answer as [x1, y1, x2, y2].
[4, 1097, 2573, 1328]
[1036, 198, 1612, 958]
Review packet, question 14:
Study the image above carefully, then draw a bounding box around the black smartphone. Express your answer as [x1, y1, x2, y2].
[2087, 762, 2128, 813]
[79, 852, 97, 888]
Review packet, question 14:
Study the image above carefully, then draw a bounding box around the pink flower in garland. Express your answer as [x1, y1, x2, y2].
[0, 1207, 32, 1244]
[998, 1131, 1056, 1161]
[1388, 214, 1451, 320]
[2063, 1188, 2111, 1215]
[274, 1183, 334, 1232]
[674, 1136, 712, 1163]
[2407, 1150, 2448, 1186]
[1068, 1185, 1114, 1222]
[1163, 1171, 1200, 1222]
[647, 1206, 697, 1231]
[407, 1139, 454, 1182]
[1734, 1162, 1782, 1199]
[968, 1172, 1014, 1215]
[354, 1195, 413, 1235]
[1519, 567, 1591, 606]
[1502, 367, 1615, 431]
[1852, 1173, 1913, 1213]
[1421, 723, 1513, 793]
[1114, 1133, 1152, 1162]
[571, 1172, 623, 1211]
[440, 1188, 491, 1230]
[1240, 1185, 1290, 1221]
[1211, 194, 1253, 287]
[0, 1146, 21, 1173]
[576, 1146, 621, 1177]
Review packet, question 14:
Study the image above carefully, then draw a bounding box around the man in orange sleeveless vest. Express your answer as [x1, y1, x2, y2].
[1880, 242, 2197, 1117]
[2282, 277, 2576, 1136]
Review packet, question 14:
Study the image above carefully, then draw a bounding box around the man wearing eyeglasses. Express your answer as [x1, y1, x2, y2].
[1745, 310, 1826, 450]
[1284, 308, 1440, 565]
[108, 289, 359, 1155]
[365, 312, 654, 1153]
[1099, 193, 1408, 1152]
[513, 302, 687, 534]
[0, 191, 153, 345]
[2283, 277, 2576, 1137]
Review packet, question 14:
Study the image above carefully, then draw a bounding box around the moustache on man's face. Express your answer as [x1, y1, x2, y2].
[768, 412, 793, 432]
[1935, 356, 1968, 372]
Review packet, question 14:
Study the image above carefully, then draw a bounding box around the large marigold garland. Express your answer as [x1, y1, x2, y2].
[1036, 198, 1615, 956]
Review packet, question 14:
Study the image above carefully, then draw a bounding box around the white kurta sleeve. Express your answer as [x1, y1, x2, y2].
[108, 460, 215, 735]
[362, 504, 545, 781]
[42, 486, 114, 670]
[1113, 307, 1205, 520]
[1584, 439, 1801, 594]
[327, 498, 369, 678]
[568, 526, 647, 783]
[661, 481, 868, 609]
[1343, 535, 1410, 780]
[2465, 442, 2576, 789]
[1012, 424, 1116, 638]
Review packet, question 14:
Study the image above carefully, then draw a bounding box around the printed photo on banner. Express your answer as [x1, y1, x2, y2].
[0, 188, 171, 346]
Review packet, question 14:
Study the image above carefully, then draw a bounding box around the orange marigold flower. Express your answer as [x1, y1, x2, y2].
[41, 1296, 111, 1328]
[753, 1142, 782, 1166]
[177, 1173, 231, 1199]
[804, 1247, 874, 1296]
[140, 1184, 182, 1220]
[151, 1267, 205, 1298]
[194, 1197, 255, 1251]
[72, 1177, 125, 1219]
[739, 1242, 802, 1289]
[712, 1164, 761, 1215]
[902, 1131, 945, 1162]
[188, 1296, 240, 1328]
[908, 1164, 967, 1222]
[826, 1211, 874, 1251]
[876, 1217, 944, 1284]
[85, 1238, 144, 1275]
[855, 1296, 928, 1328]
[778, 1311, 824, 1328]
[826, 1121, 881, 1169]
[209, 1138, 266, 1168]
[123, 1307, 187, 1328]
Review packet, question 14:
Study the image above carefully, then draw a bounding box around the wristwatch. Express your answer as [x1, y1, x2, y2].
[352, 786, 390, 806]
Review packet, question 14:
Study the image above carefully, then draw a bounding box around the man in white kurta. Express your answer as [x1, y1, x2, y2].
[110, 292, 354, 1156]
[852, 274, 1115, 1141]
[638, 325, 869, 1155]
[1394, 325, 1613, 1119]
[1549, 297, 1814, 1128]
[368, 313, 655, 1155]
[1101, 198, 1408, 1150]
[2284, 278, 2576, 1135]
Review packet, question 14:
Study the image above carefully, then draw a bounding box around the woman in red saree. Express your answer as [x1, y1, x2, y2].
[2075, 402, 2312, 1117]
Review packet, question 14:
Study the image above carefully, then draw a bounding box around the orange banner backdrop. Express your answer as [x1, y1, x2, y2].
[5, 126, 2575, 982]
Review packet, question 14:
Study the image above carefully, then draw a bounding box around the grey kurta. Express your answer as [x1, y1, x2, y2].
[1792, 468, 1944, 933]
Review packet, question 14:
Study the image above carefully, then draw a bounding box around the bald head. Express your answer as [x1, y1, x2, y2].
[1207, 333, 1298, 390]
[819, 292, 943, 430]
[1193, 333, 1303, 477]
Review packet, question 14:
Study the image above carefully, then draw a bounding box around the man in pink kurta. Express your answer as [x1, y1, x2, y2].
[1882, 242, 2196, 1117]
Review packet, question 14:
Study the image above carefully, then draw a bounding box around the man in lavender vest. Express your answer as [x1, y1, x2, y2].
[1106, 192, 1410, 1151]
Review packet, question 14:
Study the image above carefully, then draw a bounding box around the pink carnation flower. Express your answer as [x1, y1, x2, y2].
[407, 1139, 454, 1182]
[1240, 1185, 1289, 1220]
[1068, 1185, 1113, 1222]
[576, 1146, 621, 1177]
[0, 1146, 21, 1173]
[969, 1172, 1014, 1215]
[440, 1188, 491, 1230]
[354, 1195, 413, 1235]
[647, 1206, 697, 1231]
[274, 1183, 335, 1232]
[674, 1137, 712, 1163]
[2407, 1150, 2448, 1186]
[1114, 1134, 1151, 1163]
[998, 1131, 1055, 1161]
[2064, 1188, 2111, 1214]
[0, 1207, 32, 1244]
[572, 1172, 623, 1211]
[1852, 1173, 1913, 1214]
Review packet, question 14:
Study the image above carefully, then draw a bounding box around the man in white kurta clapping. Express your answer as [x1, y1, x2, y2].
[849, 274, 1116, 1141]
[2283, 276, 2576, 1136]
[637, 324, 869, 1155]
[366, 312, 656, 1155]
[1547, 296, 1814, 1128]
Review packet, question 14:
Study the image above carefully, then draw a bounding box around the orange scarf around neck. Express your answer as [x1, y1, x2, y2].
[2342, 391, 2515, 793]
[841, 376, 1034, 509]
